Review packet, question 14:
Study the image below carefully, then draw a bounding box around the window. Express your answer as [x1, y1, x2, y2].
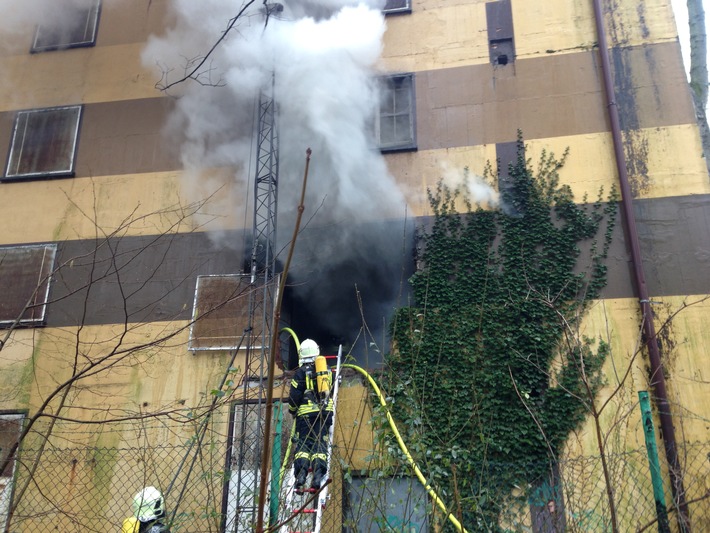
[189, 274, 277, 351]
[377, 74, 416, 152]
[0, 245, 57, 328]
[31, 0, 101, 52]
[3, 106, 82, 181]
[486, 0, 515, 65]
[383, 0, 411, 14]
[224, 401, 286, 532]
[0, 414, 24, 531]
[344, 476, 429, 532]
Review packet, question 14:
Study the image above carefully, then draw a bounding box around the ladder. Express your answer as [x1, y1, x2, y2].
[280, 346, 343, 533]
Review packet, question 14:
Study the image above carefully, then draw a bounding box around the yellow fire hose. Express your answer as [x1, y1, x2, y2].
[342, 363, 469, 533]
[277, 328, 467, 533]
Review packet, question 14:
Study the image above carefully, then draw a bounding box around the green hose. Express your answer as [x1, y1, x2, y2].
[342, 364, 469, 533]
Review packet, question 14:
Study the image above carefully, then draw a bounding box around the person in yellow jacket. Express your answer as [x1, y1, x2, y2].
[288, 339, 333, 492]
[121, 516, 139, 533]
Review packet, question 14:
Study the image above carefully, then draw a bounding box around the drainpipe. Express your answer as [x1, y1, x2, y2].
[590, 1, 691, 531]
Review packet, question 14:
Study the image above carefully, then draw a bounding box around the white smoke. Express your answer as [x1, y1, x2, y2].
[440, 162, 500, 208]
[142, 0, 410, 354]
[142, 0, 404, 227]
[0, 0, 96, 39]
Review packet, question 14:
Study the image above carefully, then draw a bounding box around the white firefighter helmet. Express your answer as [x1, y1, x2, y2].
[132, 486, 165, 522]
[299, 339, 320, 365]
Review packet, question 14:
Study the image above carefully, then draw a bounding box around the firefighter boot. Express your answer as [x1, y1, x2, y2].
[294, 457, 309, 493]
[311, 458, 327, 490]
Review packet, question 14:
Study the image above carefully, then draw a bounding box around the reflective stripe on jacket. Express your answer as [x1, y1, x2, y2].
[288, 363, 334, 418]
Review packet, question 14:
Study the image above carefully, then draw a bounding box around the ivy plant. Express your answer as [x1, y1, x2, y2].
[383, 135, 617, 530]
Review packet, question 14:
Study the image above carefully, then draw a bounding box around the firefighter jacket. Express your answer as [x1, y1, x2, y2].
[288, 363, 333, 420]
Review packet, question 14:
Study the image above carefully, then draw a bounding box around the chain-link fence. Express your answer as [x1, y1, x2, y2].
[0, 419, 708, 532]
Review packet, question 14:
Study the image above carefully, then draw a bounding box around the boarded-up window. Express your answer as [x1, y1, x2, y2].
[0, 414, 24, 531]
[31, 0, 101, 52]
[0, 245, 56, 327]
[486, 0, 515, 65]
[189, 274, 276, 351]
[384, 0, 411, 14]
[3, 106, 82, 181]
[378, 74, 416, 152]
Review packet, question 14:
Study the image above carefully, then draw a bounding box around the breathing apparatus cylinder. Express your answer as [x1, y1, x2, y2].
[315, 355, 331, 397]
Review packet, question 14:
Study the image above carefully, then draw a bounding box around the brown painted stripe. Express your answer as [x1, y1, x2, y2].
[12, 194, 708, 327]
[0, 98, 177, 179]
[0, 43, 692, 180]
[415, 41, 693, 149]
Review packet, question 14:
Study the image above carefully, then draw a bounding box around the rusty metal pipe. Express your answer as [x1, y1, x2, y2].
[590, 1, 690, 530]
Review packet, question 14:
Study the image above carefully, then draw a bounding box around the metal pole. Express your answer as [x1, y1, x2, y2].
[590, 2, 690, 529]
[269, 403, 283, 528]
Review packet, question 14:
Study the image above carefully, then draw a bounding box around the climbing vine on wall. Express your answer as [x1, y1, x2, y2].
[382, 135, 618, 529]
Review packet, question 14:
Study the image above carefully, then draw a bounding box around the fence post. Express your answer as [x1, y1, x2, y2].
[269, 402, 283, 527]
[638, 391, 671, 533]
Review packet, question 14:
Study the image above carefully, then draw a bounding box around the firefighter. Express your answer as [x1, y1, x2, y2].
[122, 486, 170, 533]
[288, 339, 333, 492]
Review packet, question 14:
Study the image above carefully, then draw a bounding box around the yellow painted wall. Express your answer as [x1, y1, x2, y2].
[3, 122, 704, 245]
[382, 2, 489, 72]
[0, 44, 161, 112]
[0, 322, 244, 446]
[382, 0, 679, 73]
[385, 124, 709, 219]
[0, 169, 249, 245]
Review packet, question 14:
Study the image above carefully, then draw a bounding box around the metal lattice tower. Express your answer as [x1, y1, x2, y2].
[228, 80, 279, 532]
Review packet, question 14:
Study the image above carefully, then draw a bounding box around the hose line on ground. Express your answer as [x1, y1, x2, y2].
[342, 363, 469, 533]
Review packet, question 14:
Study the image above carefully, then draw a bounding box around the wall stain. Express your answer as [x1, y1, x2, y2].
[622, 129, 650, 195]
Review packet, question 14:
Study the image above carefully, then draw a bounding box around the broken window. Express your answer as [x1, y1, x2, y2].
[486, 0, 515, 65]
[189, 274, 277, 351]
[383, 0, 411, 15]
[378, 73, 416, 152]
[0, 245, 57, 328]
[0, 414, 24, 531]
[31, 0, 101, 53]
[3, 106, 82, 181]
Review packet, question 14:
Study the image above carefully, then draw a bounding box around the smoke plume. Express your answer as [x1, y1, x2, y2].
[142, 0, 411, 364]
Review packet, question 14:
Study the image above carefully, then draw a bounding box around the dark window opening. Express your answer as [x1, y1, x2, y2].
[378, 73, 417, 152]
[0, 245, 57, 327]
[3, 106, 82, 181]
[384, 0, 411, 15]
[31, 0, 101, 53]
[491, 38, 515, 66]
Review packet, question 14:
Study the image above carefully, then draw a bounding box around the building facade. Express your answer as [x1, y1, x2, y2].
[0, 0, 708, 531]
